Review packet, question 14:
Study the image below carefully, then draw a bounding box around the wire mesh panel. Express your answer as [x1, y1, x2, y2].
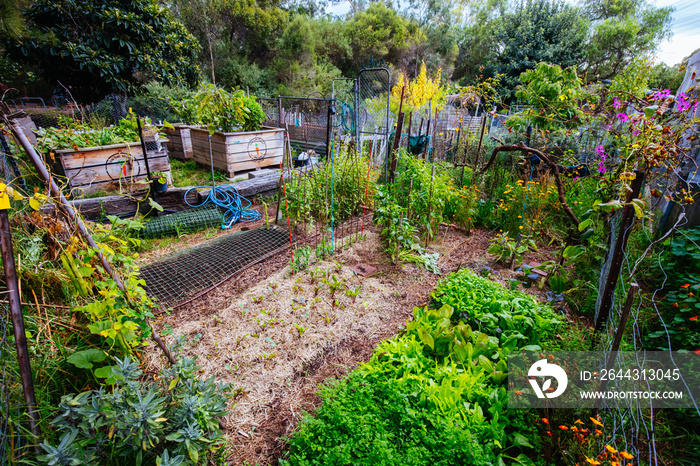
[357, 68, 390, 171]
[140, 227, 290, 307]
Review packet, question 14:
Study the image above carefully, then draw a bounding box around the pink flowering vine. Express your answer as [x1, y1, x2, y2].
[651, 89, 671, 100]
[677, 92, 691, 112]
[595, 145, 607, 175]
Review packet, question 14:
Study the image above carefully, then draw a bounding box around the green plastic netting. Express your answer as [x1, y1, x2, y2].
[141, 207, 223, 238]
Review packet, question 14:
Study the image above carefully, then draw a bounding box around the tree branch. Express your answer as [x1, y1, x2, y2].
[479, 142, 581, 229]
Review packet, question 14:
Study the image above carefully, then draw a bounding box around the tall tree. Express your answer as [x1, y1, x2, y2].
[7, 0, 201, 100]
[343, 2, 421, 74]
[0, 0, 26, 38]
[582, 0, 673, 79]
[491, 0, 589, 102]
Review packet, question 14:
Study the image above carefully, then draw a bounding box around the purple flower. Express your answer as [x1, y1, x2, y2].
[617, 112, 629, 123]
[631, 127, 641, 136]
[573, 175, 580, 183]
[651, 89, 671, 100]
[605, 123, 613, 131]
[595, 144, 607, 175]
[613, 97, 622, 109]
[677, 92, 691, 112]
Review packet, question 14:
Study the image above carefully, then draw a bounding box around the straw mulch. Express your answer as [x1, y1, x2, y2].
[145, 225, 499, 465]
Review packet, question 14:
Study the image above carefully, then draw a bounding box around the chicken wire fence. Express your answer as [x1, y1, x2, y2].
[139, 226, 291, 308]
[259, 96, 332, 157]
[592, 201, 700, 465]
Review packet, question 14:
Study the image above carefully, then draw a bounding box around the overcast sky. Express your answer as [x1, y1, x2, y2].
[328, 0, 699, 67]
[655, 0, 700, 66]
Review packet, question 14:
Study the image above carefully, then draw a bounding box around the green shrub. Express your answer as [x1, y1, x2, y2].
[172, 84, 265, 133]
[285, 146, 377, 226]
[39, 356, 232, 465]
[126, 82, 196, 123]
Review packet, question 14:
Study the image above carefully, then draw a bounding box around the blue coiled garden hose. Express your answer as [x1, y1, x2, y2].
[183, 134, 262, 229]
[184, 184, 260, 229]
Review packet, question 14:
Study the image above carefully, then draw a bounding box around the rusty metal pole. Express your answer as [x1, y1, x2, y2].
[0, 203, 39, 442]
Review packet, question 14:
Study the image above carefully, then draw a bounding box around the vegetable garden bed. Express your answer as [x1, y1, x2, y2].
[189, 126, 285, 178]
[144, 223, 565, 464]
[52, 139, 171, 196]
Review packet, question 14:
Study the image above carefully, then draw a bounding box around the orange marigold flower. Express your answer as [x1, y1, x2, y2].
[681, 284, 691, 288]
[611, 462, 621, 466]
[575, 419, 585, 425]
[541, 418, 549, 424]
[559, 425, 569, 431]
[672, 303, 679, 308]
[590, 417, 604, 427]
[585, 457, 601, 465]
[620, 451, 634, 460]
[690, 316, 698, 322]
[606, 445, 618, 454]
[514, 390, 523, 395]
[695, 349, 700, 355]
[595, 429, 603, 435]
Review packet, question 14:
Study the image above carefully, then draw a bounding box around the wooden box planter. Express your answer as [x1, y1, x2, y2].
[189, 126, 285, 178]
[52, 139, 171, 196]
[163, 124, 193, 160]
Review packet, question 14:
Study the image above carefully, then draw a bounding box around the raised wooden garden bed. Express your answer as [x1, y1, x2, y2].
[52, 139, 171, 196]
[163, 124, 193, 160]
[189, 126, 285, 178]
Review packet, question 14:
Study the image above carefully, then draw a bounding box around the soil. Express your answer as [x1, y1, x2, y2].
[143, 220, 566, 465]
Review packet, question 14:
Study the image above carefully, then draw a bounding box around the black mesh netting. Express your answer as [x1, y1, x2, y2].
[139, 227, 290, 307]
[141, 207, 223, 238]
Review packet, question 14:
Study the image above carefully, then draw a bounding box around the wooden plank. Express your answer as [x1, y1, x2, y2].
[54, 141, 171, 194]
[64, 157, 171, 185]
[199, 173, 281, 199]
[70, 187, 202, 220]
[57, 143, 168, 170]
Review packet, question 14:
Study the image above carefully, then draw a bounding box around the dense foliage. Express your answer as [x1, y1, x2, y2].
[7, 0, 200, 99]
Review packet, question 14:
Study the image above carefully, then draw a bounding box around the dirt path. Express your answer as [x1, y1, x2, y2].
[145, 224, 548, 465]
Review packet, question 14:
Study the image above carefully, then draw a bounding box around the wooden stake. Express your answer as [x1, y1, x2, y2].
[0, 208, 39, 446]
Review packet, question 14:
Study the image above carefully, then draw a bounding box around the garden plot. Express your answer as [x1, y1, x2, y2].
[142, 224, 564, 464]
[142, 209, 565, 460]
